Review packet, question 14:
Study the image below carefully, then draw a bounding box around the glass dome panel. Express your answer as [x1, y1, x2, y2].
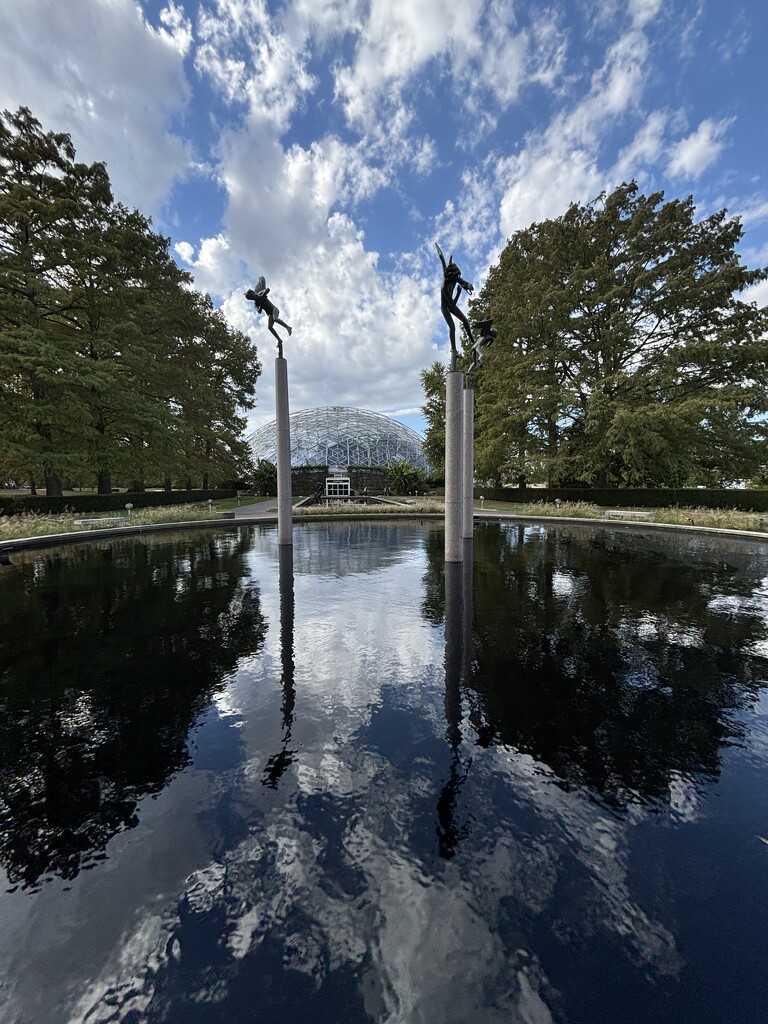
[247, 406, 429, 472]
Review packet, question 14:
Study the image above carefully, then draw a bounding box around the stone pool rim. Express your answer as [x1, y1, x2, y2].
[2, 510, 768, 556]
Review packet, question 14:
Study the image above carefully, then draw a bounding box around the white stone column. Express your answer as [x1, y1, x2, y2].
[444, 369, 464, 562]
[462, 385, 474, 539]
[275, 356, 293, 546]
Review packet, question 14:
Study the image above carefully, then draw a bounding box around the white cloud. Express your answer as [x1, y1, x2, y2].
[159, 1, 193, 55]
[195, 0, 317, 131]
[742, 277, 768, 311]
[736, 197, 768, 229]
[332, 0, 483, 128]
[0, 0, 192, 213]
[493, 26, 651, 240]
[667, 117, 733, 179]
[628, 0, 662, 29]
[614, 110, 668, 179]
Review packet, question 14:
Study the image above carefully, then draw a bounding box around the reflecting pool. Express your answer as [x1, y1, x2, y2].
[2, 520, 768, 1023]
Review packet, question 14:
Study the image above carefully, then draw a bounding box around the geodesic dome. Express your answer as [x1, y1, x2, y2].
[247, 406, 429, 472]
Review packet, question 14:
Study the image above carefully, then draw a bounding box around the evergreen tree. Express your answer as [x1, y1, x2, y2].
[420, 361, 447, 478]
[0, 107, 262, 494]
[469, 183, 768, 487]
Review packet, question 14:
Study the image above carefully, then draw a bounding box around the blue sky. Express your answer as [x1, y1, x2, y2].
[2, 0, 767, 438]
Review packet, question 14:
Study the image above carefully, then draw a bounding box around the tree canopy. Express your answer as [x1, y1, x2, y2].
[0, 107, 260, 495]
[462, 182, 768, 487]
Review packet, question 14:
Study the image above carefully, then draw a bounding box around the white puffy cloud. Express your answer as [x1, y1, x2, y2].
[0, 0, 192, 213]
[667, 117, 733, 179]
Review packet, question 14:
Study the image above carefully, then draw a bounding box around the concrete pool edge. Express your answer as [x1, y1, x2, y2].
[3, 509, 768, 556]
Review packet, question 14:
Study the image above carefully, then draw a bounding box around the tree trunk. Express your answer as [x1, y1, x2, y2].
[44, 471, 63, 497]
[30, 478, 37, 496]
[128, 480, 145, 493]
[186, 479, 193, 491]
[97, 471, 112, 495]
[163, 478, 172, 492]
[202, 472, 210, 490]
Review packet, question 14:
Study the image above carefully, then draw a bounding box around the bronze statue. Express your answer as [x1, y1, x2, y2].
[467, 318, 497, 377]
[436, 243, 475, 370]
[245, 276, 292, 356]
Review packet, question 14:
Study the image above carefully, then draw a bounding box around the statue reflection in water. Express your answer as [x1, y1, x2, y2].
[436, 540, 474, 858]
[263, 546, 296, 787]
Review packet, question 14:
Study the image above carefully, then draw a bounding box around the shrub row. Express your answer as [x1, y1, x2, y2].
[0, 489, 236, 517]
[473, 486, 768, 512]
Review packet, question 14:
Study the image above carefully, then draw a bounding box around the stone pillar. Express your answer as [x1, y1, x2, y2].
[462, 385, 474, 539]
[444, 370, 464, 563]
[275, 356, 293, 546]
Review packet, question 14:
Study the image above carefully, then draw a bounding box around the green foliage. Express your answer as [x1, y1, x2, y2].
[0, 107, 261, 496]
[385, 460, 426, 494]
[469, 182, 768, 488]
[420, 361, 446, 476]
[251, 458, 277, 495]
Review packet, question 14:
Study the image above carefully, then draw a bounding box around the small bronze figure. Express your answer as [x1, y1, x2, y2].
[436, 243, 475, 370]
[468, 318, 497, 376]
[245, 276, 292, 356]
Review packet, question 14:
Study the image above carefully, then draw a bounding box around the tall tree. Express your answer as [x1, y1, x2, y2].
[0, 107, 95, 494]
[0, 107, 262, 493]
[420, 361, 447, 478]
[469, 183, 768, 487]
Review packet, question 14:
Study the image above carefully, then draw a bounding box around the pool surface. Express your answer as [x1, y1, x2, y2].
[1, 520, 768, 1023]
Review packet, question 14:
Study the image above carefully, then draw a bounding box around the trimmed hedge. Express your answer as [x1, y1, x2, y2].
[0, 489, 236, 517]
[473, 486, 768, 512]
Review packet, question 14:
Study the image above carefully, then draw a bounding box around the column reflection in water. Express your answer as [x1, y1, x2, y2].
[262, 544, 296, 787]
[436, 541, 474, 859]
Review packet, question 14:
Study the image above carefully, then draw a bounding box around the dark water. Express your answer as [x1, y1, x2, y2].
[2, 520, 768, 1023]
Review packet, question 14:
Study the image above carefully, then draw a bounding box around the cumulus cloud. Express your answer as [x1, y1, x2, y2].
[0, 0, 192, 213]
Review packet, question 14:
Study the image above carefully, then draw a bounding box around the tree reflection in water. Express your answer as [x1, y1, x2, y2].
[452, 521, 768, 808]
[0, 531, 266, 890]
[3, 521, 768, 1024]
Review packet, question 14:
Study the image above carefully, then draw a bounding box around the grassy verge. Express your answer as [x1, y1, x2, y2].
[0, 503, 226, 543]
[477, 499, 768, 532]
[3, 496, 768, 544]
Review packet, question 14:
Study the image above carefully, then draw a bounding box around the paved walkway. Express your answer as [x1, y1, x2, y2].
[232, 498, 280, 518]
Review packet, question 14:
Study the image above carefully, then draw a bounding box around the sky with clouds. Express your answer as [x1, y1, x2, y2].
[1, 0, 766, 437]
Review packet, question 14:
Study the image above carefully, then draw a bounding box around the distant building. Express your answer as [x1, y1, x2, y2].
[247, 406, 429, 473]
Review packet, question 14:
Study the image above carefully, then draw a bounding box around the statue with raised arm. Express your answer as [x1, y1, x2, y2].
[435, 243, 475, 370]
[245, 276, 292, 357]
